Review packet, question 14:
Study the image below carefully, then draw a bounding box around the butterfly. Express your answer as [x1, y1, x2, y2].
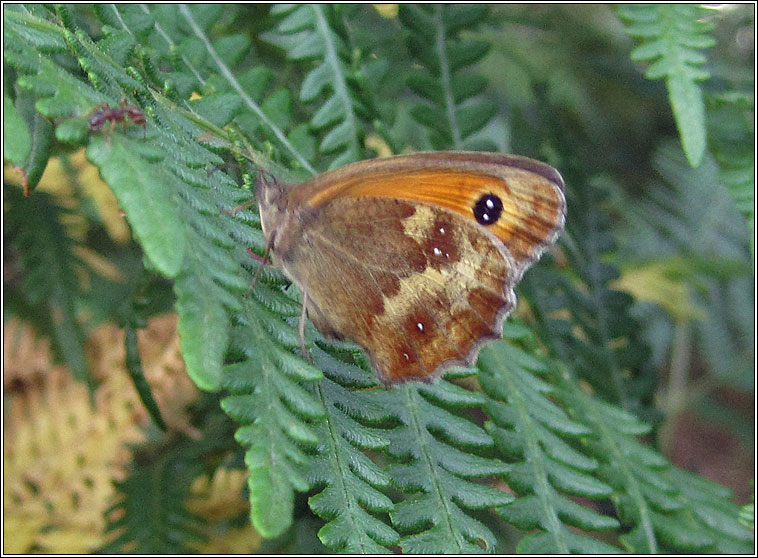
[256, 151, 566, 384]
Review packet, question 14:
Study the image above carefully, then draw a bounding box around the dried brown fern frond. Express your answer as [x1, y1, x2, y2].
[188, 468, 262, 554]
[3, 314, 199, 553]
[4, 366, 144, 553]
[86, 315, 199, 434]
[188, 467, 250, 520]
[3, 318, 52, 392]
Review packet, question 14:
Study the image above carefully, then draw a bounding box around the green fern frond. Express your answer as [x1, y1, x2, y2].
[631, 142, 751, 261]
[86, 137, 186, 277]
[556, 371, 754, 553]
[399, 4, 496, 150]
[6, 6, 273, 393]
[306, 348, 400, 553]
[151, 4, 318, 175]
[373, 378, 513, 553]
[665, 467, 754, 553]
[221, 291, 324, 539]
[618, 4, 716, 166]
[99, 400, 241, 555]
[264, 4, 367, 169]
[4, 185, 94, 388]
[523, 178, 658, 417]
[479, 325, 621, 554]
[718, 147, 754, 240]
[738, 489, 754, 532]
[101, 441, 205, 554]
[7, 5, 327, 540]
[4, 88, 39, 183]
[5, 5, 752, 555]
[487, 323, 753, 554]
[4, 89, 31, 164]
[619, 142, 754, 393]
[708, 91, 755, 248]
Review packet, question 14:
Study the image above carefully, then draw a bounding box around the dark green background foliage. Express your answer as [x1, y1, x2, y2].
[4, 4, 754, 554]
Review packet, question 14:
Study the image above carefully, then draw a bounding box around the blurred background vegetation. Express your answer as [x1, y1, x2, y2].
[3, 4, 754, 554]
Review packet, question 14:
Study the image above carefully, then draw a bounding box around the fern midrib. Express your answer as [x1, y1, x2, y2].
[24, 194, 92, 387]
[108, 4, 134, 39]
[315, 382, 377, 552]
[402, 385, 467, 551]
[569, 203, 631, 409]
[495, 355, 569, 553]
[432, 5, 463, 149]
[560, 381, 659, 553]
[147, 457, 178, 552]
[251, 309, 304, 506]
[312, 5, 360, 160]
[177, 5, 316, 175]
[658, 5, 702, 83]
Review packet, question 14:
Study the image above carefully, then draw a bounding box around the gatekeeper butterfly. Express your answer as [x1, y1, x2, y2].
[257, 151, 565, 384]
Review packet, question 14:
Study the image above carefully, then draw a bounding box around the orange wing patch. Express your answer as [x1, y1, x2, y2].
[305, 165, 565, 274]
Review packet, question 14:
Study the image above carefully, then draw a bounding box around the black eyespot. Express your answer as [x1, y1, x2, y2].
[473, 193, 503, 226]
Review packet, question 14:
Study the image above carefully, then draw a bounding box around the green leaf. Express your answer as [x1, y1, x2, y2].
[221, 295, 324, 538]
[619, 4, 715, 166]
[399, 4, 495, 150]
[17, 92, 54, 193]
[175, 274, 228, 391]
[666, 70, 707, 168]
[306, 349, 400, 553]
[4, 93, 32, 164]
[86, 136, 186, 278]
[479, 339, 620, 553]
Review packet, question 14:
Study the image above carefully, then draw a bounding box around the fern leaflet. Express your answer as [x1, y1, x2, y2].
[400, 4, 496, 150]
[618, 4, 716, 166]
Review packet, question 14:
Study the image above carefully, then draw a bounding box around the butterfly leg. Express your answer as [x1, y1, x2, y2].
[247, 249, 270, 291]
[299, 291, 314, 365]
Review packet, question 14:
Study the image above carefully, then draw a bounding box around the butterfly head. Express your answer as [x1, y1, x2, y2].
[255, 171, 314, 269]
[256, 172, 288, 248]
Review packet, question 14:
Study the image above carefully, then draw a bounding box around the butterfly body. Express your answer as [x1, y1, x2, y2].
[257, 151, 566, 384]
